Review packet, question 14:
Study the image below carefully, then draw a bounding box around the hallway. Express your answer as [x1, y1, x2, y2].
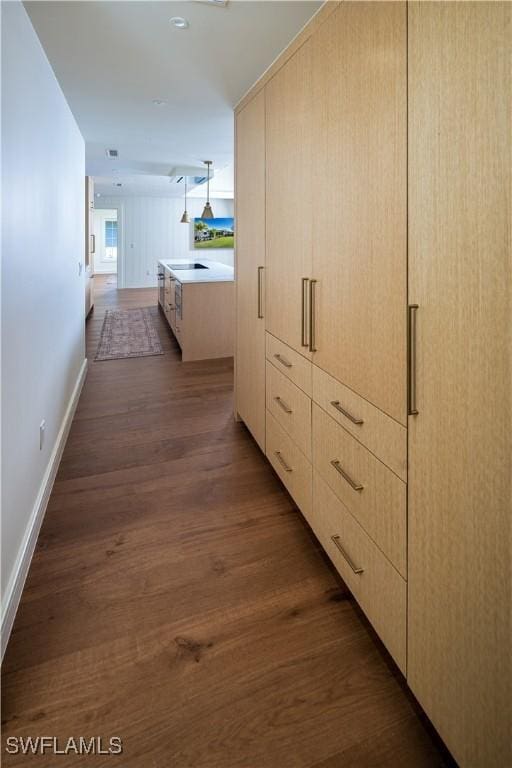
[1, 277, 450, 767]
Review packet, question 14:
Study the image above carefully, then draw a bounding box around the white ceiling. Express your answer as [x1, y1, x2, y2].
[25, 0, 321, 197]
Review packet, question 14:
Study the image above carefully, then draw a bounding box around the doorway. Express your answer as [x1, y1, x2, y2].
[93, 209, 118, 278]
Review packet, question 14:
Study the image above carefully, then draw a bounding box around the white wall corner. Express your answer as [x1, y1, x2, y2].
[1, 358, 88, 660]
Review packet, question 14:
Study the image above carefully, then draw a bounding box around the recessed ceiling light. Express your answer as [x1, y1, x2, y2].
[152, 99, 167, 106]
[170, 16, 189, 29]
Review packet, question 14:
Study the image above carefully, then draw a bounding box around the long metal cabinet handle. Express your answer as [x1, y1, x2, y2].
[91, 234, 96, 254]
[257, 266, 264, 319]
[331, 535, 364, 574]
[309, 279, 317, 352]
[408, 304, 419, 415]
[274, 450, 292, 472]
[330, 401, 364, 425]
[301, 278, 309, 347]
[274, 353, 292, 369]
[274, 396, 292, 414]
[330, 459, 364, 492]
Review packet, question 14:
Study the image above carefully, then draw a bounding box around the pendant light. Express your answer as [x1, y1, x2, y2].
[180, 177, 190, 223]
[201, 160, 214, 219]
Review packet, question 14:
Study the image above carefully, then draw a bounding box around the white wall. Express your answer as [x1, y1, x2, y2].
[1, 2, 86, 648]
[96, 196, 234, 288]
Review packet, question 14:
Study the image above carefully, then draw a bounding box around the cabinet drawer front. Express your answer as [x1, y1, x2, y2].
[310, 472, 406, 672]
[266, 362, 312, 460]
[313, 365, 407, 481]
[266, 411, 312, 517]
[266, 333, 312, 396]
[312, 404, 406, 577]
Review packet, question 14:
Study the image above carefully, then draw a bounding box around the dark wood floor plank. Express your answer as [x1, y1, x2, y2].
[1, 275, 450, 767]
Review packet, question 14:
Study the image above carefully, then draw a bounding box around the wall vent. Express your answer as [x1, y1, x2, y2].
[106, 149, 119, 158]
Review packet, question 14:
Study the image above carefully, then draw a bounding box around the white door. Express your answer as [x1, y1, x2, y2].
[93, 209, 118, 274]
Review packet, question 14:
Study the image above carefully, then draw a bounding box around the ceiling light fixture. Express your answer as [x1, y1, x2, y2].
[180, 178, 191, 224]
[170, 16, 189, 29]
[201, 161, 214, 219]
[152, 99, 167, 106]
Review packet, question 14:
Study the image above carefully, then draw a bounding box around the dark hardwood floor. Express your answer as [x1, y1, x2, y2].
[1, 275, 451, 767]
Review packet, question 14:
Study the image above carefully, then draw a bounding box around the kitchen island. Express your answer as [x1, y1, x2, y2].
[157, 258, 234, 362]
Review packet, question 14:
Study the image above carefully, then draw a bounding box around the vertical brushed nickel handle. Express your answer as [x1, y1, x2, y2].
[91, 234, 96, 254]
[408, 304, 419, 415]
[309, 279, 317, 352]
[331, 535, 364, 574]
[274, 396, 292, 414]
[301, 277, 309, 347]
[330, 459, 364, 491]
[330, 401, 364, 425]
[274, 450, 292, 472]
[274, 353, 292, 369]
[257, 266, 264, 319]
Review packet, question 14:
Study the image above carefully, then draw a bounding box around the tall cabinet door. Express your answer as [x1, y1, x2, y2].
[235, 90, 266, 451]
[408, 3, 511, 767]
[311, 3, 407, 424]
[265, 41, 312, 357]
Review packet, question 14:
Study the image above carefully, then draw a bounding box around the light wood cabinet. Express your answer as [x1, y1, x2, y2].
[179, 281, 234, 362]
[235, 90, 266, 451]
[235, 4, 510, 764]
[407, 3, 511, 766]
[311, 2, 407, 425]
[312, 404, 406, 577]
[266, 361, 311, 460]
[265, 40, 312, 357]
[310, 472, 406, 673]
[163, 271, 176, 329]
[266, 333, 312, 397]
[266, 411, 312, 518]
[313, 365, 407, 482]
[158, 264, 234, 363]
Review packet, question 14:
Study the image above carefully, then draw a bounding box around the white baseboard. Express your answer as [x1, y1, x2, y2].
[1, 358, 88, 660]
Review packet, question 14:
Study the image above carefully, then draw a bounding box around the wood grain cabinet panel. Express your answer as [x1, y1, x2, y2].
[265, 40, 313, 357]
[310, 2, 407, 424]
[266, 361, 312, 460]
[266, 333, 312, 396]
[313, 365, 407, 481]
[235, 91, 266, 451]
[266, 411, 312, 518]
[313, 404, 406, 578]
[407, 3, 512, 767]
[309, 472, 407, 673]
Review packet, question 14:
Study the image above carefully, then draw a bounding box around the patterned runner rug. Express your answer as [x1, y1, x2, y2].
[95, 308, 163, 361]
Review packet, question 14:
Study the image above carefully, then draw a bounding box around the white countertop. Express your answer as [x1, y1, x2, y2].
[158, 258, 234, 284]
